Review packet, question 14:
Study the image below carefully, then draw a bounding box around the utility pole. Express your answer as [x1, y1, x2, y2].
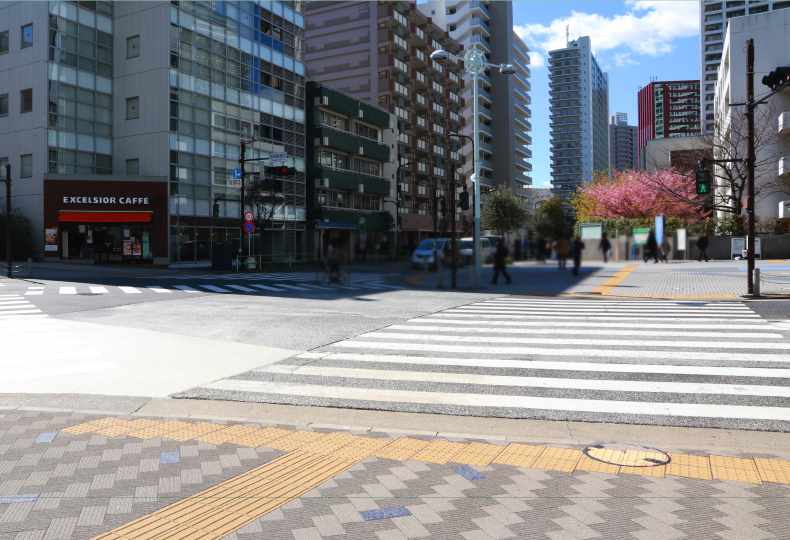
[745, 38, 756, 296]
[3, 165, 10, 278]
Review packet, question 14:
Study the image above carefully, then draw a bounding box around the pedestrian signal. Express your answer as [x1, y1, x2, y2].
[695, 169, 712, 195]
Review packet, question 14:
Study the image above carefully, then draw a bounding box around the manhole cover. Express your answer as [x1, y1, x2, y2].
[584, 443, 670, 467]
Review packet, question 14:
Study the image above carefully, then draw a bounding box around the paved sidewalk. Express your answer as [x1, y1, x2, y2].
[409, 259, 790, 299]
[1, 406, 790, 540]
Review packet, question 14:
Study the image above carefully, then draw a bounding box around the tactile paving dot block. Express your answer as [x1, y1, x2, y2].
[230, 433, 286, 448]
[126, 426, 173, 440]
[299, 432, 360, 455]
[666, 453, 712, 480]
[531, 447, 583, 473]
[620, 464, 666, 478]
[92, 423, 135, 437]
[754, 458, 790, 484]
[165, 422, 226, 441]
[195, 428, 244, 446]
[265, 430, 326, 451]
[60, 422, 102, 435]
[491, 444, 547, 468]
[127, 418, 164, 429]
[575, 455, 620, 475]
[450, 442, 506, 467]
[330, 436, 392, 462]
[710, 455, 763, 484]
[160, 421, 197, 433]
[410, 440, 468, 464]
[373, 438, 431, 461]
[217, 424, 261, 438]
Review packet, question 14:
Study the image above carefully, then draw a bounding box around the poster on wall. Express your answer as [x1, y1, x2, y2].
[45, 228, 58, 251]
[123, 241, 133, 256]
[132, 242, 142, 256]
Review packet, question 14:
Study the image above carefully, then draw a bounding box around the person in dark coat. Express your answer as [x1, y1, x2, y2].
[491, 239, 512, 284]
[696, 232, 710, 262]
[644, 230, 659, 263]
[571, 236, 585, 275]
[599, 233, 611, 263]
[536, 237, 546, 263]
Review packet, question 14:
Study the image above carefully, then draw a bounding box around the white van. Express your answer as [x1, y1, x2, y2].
[459, 237, 494, 265]
[411, 238, 453, 269]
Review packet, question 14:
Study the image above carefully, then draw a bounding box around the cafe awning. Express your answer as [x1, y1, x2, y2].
[58, 211, 152, 223]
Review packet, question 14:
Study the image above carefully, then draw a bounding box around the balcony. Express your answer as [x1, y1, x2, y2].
[514, 85, 531, 105]
[479, 123, 493, 136]
[516, 101, 531, 119]
[479, 106, 492, 121]
[479, 139, 492, 153]
[414, 70, 428, 88]
[779, 112, 790, 137]
[480, 159, 493, 171]
[515, 72, 530, 91]
[412, 47, 427, 65]
[315, 166, 390, 196]
[478, 86, 492, 104]
[517, 147, 532, 160]
[468, 1, 490, 19]
[469, 35, 490, 54]
[414, 92, 428, 110]
[780, 157, 790, 178]
[515, 172, 532, 185]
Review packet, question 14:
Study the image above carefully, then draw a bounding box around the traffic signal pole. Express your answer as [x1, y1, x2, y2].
[3, 165, 10, 278]
[450, 162, 457, 289]
[239, 140, 247, 257]
[746, 39, 756, 296]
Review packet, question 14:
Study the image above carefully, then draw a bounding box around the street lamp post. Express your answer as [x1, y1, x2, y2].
[432, 46, 516, 289]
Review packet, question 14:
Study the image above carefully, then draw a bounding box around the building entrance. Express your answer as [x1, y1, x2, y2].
[60, 222, 154, 264]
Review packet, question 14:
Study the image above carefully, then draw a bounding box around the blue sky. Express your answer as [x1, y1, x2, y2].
[512, 1, 701, 188]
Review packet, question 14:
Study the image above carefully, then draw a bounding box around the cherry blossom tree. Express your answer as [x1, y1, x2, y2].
[571, 168, 706, 221]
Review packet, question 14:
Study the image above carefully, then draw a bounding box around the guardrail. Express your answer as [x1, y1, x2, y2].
[0, 258, 34, 278]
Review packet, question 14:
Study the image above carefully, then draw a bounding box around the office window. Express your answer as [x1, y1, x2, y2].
[20, 154, 32, 177]
[127, 35, 139, 58]
[0, 158, 7, 177]
[126, 158, 139, 175]
[21, 89, 32, 113]
[0, 31, 8, 54]
[0, 94, 7, 116]
[126, 97, 139, 119]
[21, 24, 32, 48]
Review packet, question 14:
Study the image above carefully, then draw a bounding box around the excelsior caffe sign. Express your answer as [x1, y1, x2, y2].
[62, 196, 151, 205]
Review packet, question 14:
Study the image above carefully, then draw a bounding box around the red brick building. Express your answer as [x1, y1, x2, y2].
[637, 81, 701, 167]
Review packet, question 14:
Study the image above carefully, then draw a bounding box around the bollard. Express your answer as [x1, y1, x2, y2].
[27, 258, 32, 278]
[753, 268, 760, 297]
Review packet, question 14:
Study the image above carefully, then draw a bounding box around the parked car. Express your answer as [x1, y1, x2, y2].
[459, 237, 494, 265]
[411, 238, 454, 269]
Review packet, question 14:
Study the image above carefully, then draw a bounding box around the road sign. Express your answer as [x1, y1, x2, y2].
[269, 152, 287, 163]
[232, 168, 242, 180]
[244, 222, 255, 233]
[244, 211, 255, 222]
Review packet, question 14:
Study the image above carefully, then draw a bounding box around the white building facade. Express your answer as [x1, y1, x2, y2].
[714, 9, 790, 220]
[548, 36, 609, 213]
[417, 0, 533, 196]
[699, 0, 790, 132]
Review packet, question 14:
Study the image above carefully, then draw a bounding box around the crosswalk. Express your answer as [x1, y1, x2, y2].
[0, 294, 45, 319]
[19, 277, 405, 297]
[190, 297, 790, 430]
[133, 271, 399, 282]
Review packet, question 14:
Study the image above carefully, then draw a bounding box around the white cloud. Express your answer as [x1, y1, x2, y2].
[515, 1, 698, 67]
[614, 52, 640, 67]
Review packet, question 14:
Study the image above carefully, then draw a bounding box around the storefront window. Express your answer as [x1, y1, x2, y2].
[195, 228, 211, 261]
[178, 227, 196, 262]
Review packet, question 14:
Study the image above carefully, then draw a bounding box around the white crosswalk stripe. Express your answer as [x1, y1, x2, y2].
[191, 297, 790, 430]
[119, 286, 141, 294]
[0, 294, 43, 319]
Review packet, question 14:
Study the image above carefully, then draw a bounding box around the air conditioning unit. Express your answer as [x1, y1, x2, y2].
[779, 200, 790, 219]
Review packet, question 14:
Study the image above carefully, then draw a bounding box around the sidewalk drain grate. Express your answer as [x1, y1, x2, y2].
[583, 443, 670, 467]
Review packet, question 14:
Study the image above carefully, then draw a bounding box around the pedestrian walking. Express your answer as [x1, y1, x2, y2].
[644, 230, 659, 263]
[696, 232, 710, 262]
[491, 239, 512, 284]
[553, 237, 570, 271]
[571, 236, 585, 275]
[536, 237, 547, 263]
[599, 233, 611, 263]
[659, 235, 670, 263]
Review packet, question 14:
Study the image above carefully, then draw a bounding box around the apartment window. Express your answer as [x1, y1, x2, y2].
[21, 24, 32, 48]
[126, 97, 139, 119]
[127, 35, 139, 58]
[0, 158, 7, 176]
[0, 94, 7, 116]
[126, 158, 139, 175]
[0, 31, 8, 54]
[21, 89, 32, 113]
[20, 154, 32, 177]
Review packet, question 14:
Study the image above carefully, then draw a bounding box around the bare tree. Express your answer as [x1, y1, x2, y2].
[643, 102, 786, 215]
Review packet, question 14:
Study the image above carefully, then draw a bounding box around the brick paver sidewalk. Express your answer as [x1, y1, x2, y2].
[2, 409, 790, 539]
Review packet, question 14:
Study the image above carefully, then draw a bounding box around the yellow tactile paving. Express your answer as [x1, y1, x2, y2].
[330, 436, 393, 462]
[372, 437, 431, 461]
[450, 442, 506, 467]
[299, 432, 360, 454]
[265, 429, 327, 451]
[575, 455, 620, 475]
[620, 464, 666, 478]
[165, 422, 227, 442]
[590, 264, 639, 296]
[532, 447, 583, 473]
[491, 443, 547, 468]
[754, 458, 790, 484]
[126, 424, 177, 440]
[409, 440, 468, 464]
[195, 427, 247, 446]
[666, 453, 713, 480]
[710, 455, 763, 484]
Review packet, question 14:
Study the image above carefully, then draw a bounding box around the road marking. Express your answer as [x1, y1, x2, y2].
[147, 286, 172, 293]
[444, 309, 761, 319]
[358, 331, 790, 350]
[59, 286, 77, 295]
[490, 299, 751, 308]
[330, 340, 790, 363]
[199, 285, 232, 293]
[388, 324, 782, 339]
[89, 286, 109, 294]
[5, 360, 116, 380]
[173, 285, 200, 293]
[0, 302, 33, 308]
[273, 283, 312, 291]
[250, 284, 286, 291]
[434, 313, 768, 323]
[0, 309, 42, 316]
[460, 304, 758, 315]
[419, 317, 773, 330]
[321, 353, 790, 379]
[198, 379, 790, 421]
[590, 264, 639, 295]
[260, 364, 790, 398]
[118, 286, 141, 294]
[24, 287, 44, 295]
[226, 284, 256, 292]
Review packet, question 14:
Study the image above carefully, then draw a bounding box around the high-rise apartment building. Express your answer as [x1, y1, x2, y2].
[417, 0, 533, 195]
[609, 113, 638, 172]
[0, 0, 308, 265]
[304, 1, 465, 251]
[637, 80, 701, 161]
[699, 0, 789, 131]
[548, 36, 609, 211]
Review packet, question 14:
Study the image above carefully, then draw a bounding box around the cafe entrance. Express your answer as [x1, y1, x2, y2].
[58, 211, 154, 264]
